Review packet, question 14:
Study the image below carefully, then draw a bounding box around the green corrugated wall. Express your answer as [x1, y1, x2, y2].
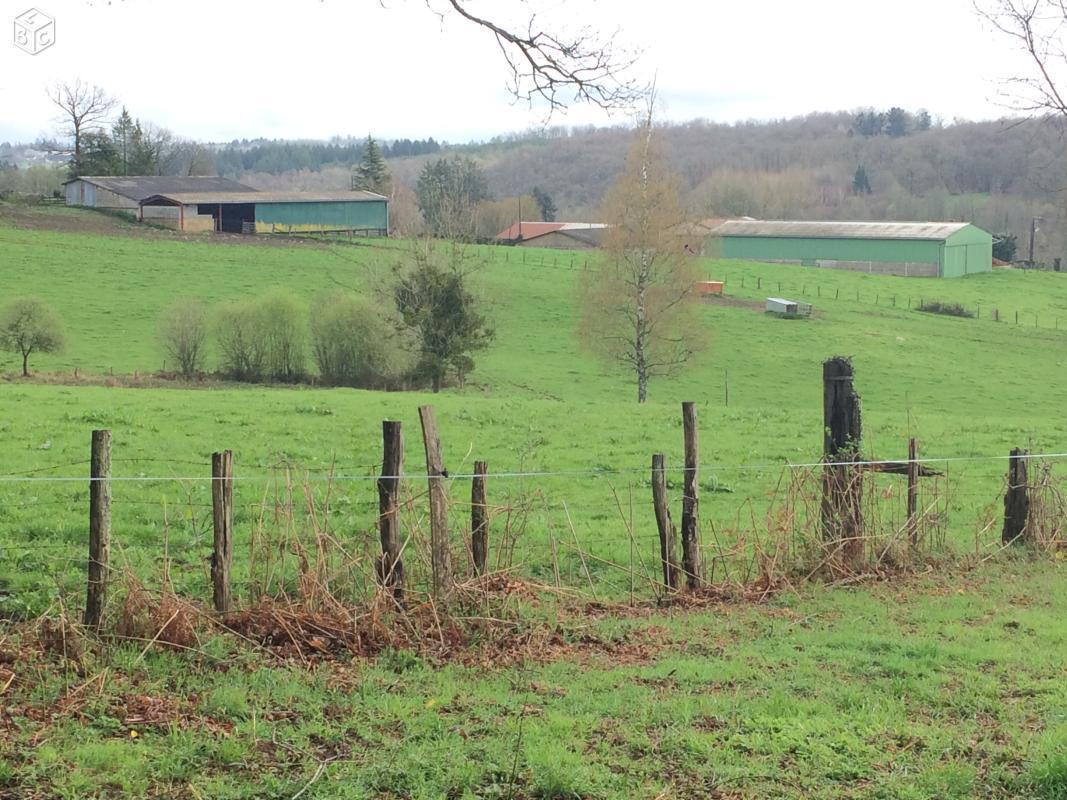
[715, 224, 993, 277]
[719, 235, 941, 265]
[255, 200, 388, 232]
[940, 226, 994, 277]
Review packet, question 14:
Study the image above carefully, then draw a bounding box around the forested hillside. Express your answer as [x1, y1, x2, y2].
[232, 112, 1067, 260]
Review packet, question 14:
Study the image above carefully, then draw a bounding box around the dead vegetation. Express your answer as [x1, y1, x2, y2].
[7, 452, 1065, 672]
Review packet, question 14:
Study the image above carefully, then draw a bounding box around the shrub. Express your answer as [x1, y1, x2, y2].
[215, 300, 266, 381]
[215, 291, 307, 383]
[157, 299, 208, 378]
[916, 301, 974, 318]
[0, 297, 65, 377]
[257, 290, 307, 383]
[310, 291, 409, 388]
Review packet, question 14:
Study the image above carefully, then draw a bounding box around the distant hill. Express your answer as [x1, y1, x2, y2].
[233, 112, 1067, 261]
[5, 110, 1064, 261]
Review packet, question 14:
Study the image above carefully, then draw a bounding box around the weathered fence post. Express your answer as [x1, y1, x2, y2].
[211, 450, 234, 613]
[471, 460, 489, 575]
[418, 405, 452, 601]
[821, 358, 864, 566]
[1002, 448, 1030, 545]
[85, 429, 111, 630]
[377, 421, 404, 598]
[651, 453, 679, 591]
[906, 437, 919, 548]
[680, 402, 704, 588]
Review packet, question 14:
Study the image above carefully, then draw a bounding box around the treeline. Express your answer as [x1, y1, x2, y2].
[461, 111, 1067, 261]
[212, 137, 442, 175]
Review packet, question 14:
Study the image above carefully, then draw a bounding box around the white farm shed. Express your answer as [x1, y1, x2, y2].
[766, 297, 812, 316]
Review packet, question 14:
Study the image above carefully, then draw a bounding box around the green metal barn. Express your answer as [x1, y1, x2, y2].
[138, 191, 388, 235]
[707, 220, 993, 277]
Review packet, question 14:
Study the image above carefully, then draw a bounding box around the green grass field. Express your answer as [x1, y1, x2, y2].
[1, 203, 1066, 798]
[1, 204, 1064, 598]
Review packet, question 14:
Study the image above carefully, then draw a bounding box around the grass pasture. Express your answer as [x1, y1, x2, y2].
[1, 202, 1067, 797]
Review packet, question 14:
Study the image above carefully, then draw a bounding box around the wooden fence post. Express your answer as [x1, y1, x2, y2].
[85, 429, 111, 630]
[211, 450, 234, 613]
[418, 405, 452, 601]
[821, 358, 864, 566]
[906, 437, 919, 548]
[471, 460, 488, 575]
[651, 453, 679, 591]
[680, 402, 704, 588]
[1002, 448, 1030, 545]
[377, 421, 404, 598]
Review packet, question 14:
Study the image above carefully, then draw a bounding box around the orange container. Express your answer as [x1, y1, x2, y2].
[695, 281, 724, 295]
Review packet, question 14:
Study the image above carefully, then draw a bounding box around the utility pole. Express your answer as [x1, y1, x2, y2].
[1029, 216, 1043, 267]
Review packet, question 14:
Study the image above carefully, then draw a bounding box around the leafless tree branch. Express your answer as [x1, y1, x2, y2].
[978, 0, 1067, 119]
[437, 0, 644, 112]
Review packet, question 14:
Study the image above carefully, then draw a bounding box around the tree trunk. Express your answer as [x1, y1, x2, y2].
[635, 259, 649, 404]
[21, 351, 29, 378]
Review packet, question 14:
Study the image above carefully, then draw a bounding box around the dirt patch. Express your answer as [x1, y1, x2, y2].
[701, 294, 766, 311]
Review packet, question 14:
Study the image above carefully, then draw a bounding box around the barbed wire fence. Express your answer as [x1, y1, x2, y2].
[1, 412, 1063, 631]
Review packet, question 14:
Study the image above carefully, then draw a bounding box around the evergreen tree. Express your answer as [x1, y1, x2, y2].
[851, 110, 886, 137]
[112, 107, 134, 175]
[351, 135, 391, 194]
[915, 110, 932, 131]
[885, 107, 909, 137]
[531, 186, 557, 221]
[993, 233, 1017, 262]
[77, 130, 120, 176]
[852, 165, 873, 195]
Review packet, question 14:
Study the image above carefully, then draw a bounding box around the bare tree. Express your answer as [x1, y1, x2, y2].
[131, 122, 179, 176]
[979, 1, 1067, 119]
[47, 80, 116, 176]
[435, 1, 643, 111]
[578, 100, 707, 403]
[158, 299, 208, 378]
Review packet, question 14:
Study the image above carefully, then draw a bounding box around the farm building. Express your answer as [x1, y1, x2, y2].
[138, 191, 388, 234]
[496, 221, 610, 249]
[63, 176, 253, 213]
[707, 220, 993, 277]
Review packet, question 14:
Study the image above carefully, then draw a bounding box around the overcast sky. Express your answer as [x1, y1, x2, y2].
[0, 0, 1041, 145]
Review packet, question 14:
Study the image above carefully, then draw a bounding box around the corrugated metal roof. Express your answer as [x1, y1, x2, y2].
[709, 220, 973, 241]
[63, 175, 254, 200]
[141, 190, 387, 205]
[495, 221, 610, 240]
